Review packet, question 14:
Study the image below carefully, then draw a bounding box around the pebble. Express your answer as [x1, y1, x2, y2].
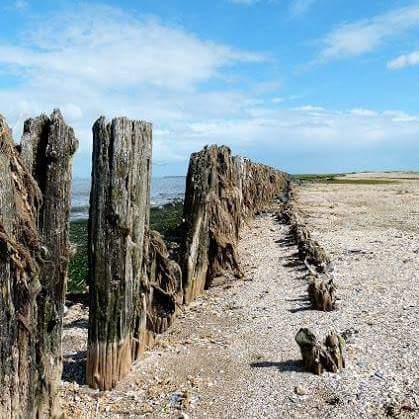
[294, 385, 307, 396]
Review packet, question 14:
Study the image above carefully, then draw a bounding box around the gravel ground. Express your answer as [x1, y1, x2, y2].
[60, 173, 419, 418]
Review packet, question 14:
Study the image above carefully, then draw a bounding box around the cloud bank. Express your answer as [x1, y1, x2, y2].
[0, 3, 417, 176]
[320, 5, 419, 60]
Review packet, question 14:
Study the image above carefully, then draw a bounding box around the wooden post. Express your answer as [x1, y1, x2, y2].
[182, 145, 242, 304]
[295, 328, 345, 375]
[86, 116, 152, 391]
[0, 114, 41, 419]
[132, 229, 183, 359]
[0, 110, 77, 418]
[182, 145, 289, 304]
[21, 109, 78, 416]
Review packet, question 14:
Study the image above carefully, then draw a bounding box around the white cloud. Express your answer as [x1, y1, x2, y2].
[0, 3, 417, 174]
[14, 0, 28, 11]
[350, 108, 378, 117]
[320, 5, 419, 60]
[293, 105, 327, 113]
[0, 4, 264, 157]
[388, 51, 419, 69]
[178, 105, 419, 160]
[290, 0, 316, 16]
[0, 6, 263, 91]
[383, 110, 418, 123]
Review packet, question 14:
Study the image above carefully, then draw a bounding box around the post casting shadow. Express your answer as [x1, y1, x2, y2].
[62, 350, 87, 385]
[250, 359, 305, 373]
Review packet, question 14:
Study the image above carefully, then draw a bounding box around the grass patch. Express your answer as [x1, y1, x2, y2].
[150, 199, 184, 243]
[292, 173, 397, 185]
[325, 178, 397, 185]
[68, 220, 89, 293]
[292, 173, 341, 182]
[68, 200, 184, 295]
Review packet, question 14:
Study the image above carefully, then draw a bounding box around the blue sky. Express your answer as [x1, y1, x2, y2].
[0, 0, 418, 176]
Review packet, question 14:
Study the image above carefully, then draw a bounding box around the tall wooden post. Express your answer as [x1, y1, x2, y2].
[0, 115, 41, 418]
[182, 146, 242, 304]
[86, 116, 152, 391]
[21, 109, 78, 416]
[182, 145, 289, 304]
[0, 109, 77, 418]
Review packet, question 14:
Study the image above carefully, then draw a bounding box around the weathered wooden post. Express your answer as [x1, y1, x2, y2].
[0, 110, 77, 418]
[295, 328, 345, 375]
[182, 145, 242, 304]
[182, 145, 289, 304]
[86, 116, 152, 390]
[21, 110, 78, 416]
[135, 229, 183, 355]
[0, 114, 42, 418]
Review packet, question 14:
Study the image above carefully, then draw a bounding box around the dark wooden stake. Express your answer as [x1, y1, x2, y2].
[182, 145, 288, 304]
[21, 109, 78, 416]
[86, 116, 152, 391]
[0, 110, 77, 418]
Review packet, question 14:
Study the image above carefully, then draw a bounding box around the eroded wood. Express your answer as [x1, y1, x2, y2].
[182, 145, 289, 303]
[295, 328, 345, 375]
[0, 110, 77, 418]
[87, 116, 152, 390]
[278, 187, 337, 312]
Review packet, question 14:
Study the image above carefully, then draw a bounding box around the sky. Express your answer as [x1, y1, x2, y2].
[0, 0, 418, 177]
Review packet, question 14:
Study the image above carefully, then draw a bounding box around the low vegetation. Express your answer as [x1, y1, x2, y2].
[69, 220, 89, 293]
[292, 173, 397, 185]
[68, 200, 184, 294]
[292, 173, 342, 182]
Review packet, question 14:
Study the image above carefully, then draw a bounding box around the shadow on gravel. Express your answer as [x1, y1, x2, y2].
[285, 296, 309, 302]
[250, 359, 305, 373]
[275, 230, 306, 269]
[275, 238, 294, 247]
[62, 350, 87, 385]
[288, 305, 312, 313]
[284, 295, 312, 312]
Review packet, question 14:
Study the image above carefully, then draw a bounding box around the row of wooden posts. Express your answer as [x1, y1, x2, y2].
[0, 110, 289, 418]
[276, 187, 345, 375]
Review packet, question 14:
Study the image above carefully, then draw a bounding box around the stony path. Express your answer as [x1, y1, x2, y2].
[61, 209, 349, 418]
[61, 176, 419, 418]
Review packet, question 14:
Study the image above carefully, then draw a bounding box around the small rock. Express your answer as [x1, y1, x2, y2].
[142, 403, 153, 414]
[294, 385, 306, 396]
[374, 371, 384, 379]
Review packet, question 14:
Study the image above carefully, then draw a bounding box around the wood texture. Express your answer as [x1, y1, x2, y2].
[87, 116, 185, 390]
[22, 109, 78, 416]
[132, 229, 183, 359]
[182, 145, 289, 303]
[295, 328, 345, 375]
[0, 110, 77, 418]
[87, 116, 152, 390]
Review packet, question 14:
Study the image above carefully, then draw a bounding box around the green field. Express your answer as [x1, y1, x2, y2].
[68, 200, 184, 294]
[291, 173, 341, 182]
[292, 174, 397, 185]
